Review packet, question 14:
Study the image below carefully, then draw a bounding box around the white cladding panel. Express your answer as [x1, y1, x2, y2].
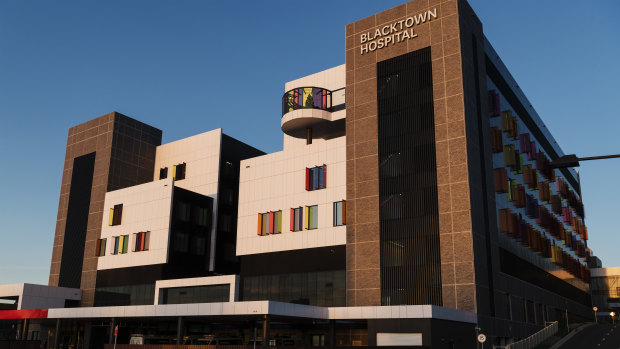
[238, 66, 347, 255]
[376, 333, 423, 346]
[98, 178, 174, 270]
[236, 136, 346, 255]
[154, 129, 223, 270]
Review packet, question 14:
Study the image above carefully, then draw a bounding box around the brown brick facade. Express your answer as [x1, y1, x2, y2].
[345, 0, 476, 310]
[48, 112, 161, 306]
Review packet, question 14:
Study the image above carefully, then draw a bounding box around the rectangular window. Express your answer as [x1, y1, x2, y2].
[190, 236, 206, 255]
[333, 201, 346, 226]
[176, 201, 191, 222]
[305, 165, 326, 191]
[133, 231, 150, 252]
[173, 163, 186, 180]
[113, 236, 119, 255]
[270, 211, 282, 234]
[257, 212, 270, 236]
[95, 238, 107, 257]
[306, 205, 318, 230]
[159, 167, 168, 179]
[290, 207, 303, 232]
[109, 204, 123, 226]
[173, 232, 189, 253]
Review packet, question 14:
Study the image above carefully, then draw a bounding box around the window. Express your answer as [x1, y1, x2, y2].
[113, 235, 128, 255]
[108, 204, 123, 226]
[159, 167, 168, 179]
[333, 200, 346, 226]
[257, 212, 270, 236]
[219, 214, 232, 232]
[133, 231, 150, 252]
[305, 165, 326, 191]
[190, 236, 206, 255]
[173, 232, 189, 253]
[290, 207, 303, 232]
[257, 211, 282, 236]
[192, 206, 210, 227]
[173, 163, 186, 180]
[505, 293, 512, 320]
[95, 238, 107, 256]
[176, 201, 191, 222]
[305, 205, 318, 230]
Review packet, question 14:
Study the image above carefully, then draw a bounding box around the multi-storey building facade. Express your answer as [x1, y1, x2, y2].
[0, 0, 596, 347]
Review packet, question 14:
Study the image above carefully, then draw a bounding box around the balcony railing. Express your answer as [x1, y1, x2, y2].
[282, 87, 332, 117]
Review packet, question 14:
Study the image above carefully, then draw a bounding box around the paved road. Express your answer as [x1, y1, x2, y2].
[557, 324, 620, 349]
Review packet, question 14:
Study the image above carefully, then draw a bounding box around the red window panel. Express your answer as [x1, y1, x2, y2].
[95, 239, 101, 256]
[269, 212, 274, 234]
[305, 168, 310, 191]
[323, 164, 327, 188]
[290, 208, 295, 231]
[140, 232, 145, 251]
[257, 214, 262, 236]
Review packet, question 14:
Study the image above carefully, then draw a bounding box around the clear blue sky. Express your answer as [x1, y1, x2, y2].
[1, 1, 619, 285]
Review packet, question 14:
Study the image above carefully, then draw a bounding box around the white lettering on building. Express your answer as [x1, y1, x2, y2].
[360, 8, 437, 55]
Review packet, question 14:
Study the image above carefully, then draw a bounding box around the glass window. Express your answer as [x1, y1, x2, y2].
[272, 211, 282, 234]
[109, 204, 123, 226]
[159, 167, 168, 179]
[291, 207, 303, 232]
[96, 238, 106, 256]
[306, 165, 326, 191]
[113, 236, 120, 255]
[307, 205, 318, 230]
[162, 284, 229, 304]
[333, 201, 346, 226]
[173, 232, 189, 253]
[176, 201, 191, 222]
[173, 163, 186, 180]
[190, 236, 206, 255]
[133, 232, 150, 252]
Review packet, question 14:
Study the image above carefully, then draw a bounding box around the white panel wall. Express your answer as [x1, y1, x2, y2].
[98, 178, 174, 270]
[153, 129, 223, 269]
[237, 66, 347, 255]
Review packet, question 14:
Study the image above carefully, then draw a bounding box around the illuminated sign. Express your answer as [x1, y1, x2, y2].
[360, 8, 438, 55]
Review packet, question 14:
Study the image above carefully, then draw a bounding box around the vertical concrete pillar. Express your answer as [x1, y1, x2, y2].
[83, 322, 92, 349]
[53, 319, 61, 349]
[22, 318, 30, 340]
[262, 315, 270, 346]
[176, 316, 183, 345]
[108, 318, 115, 345]
[328, 320, 336, 347]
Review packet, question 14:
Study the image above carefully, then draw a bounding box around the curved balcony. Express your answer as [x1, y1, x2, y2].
[281, 87, 335, 137]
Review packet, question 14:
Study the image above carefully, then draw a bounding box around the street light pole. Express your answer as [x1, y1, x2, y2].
[550, 153, 620, 169]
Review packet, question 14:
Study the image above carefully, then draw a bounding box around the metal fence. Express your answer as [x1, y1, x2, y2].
[494, 321, 558, 349]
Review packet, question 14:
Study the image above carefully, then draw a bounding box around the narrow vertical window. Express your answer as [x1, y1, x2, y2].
[272, 210, 282, 234]
[121, 234, 129, 254]
[95, 238, 107, 257]
[333, 200, 346, 226]
[291, 207, 303, 232]
[173, 163, 186, 180]
[159, 167, 168, 179]
[305, 165, 327, 191]
[258, 213, 270, 236]
[113, 236, 120, 255]
[307, 205, 318, 230]
[110, 204, 123, 226]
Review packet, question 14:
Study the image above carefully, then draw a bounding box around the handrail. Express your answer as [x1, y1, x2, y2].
[494, 321, 558, 349]
[282, 86, 332, 117]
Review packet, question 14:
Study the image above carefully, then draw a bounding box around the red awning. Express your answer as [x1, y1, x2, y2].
[0, 309, 48, 319]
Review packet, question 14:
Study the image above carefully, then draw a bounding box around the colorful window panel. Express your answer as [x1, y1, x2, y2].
[306, 165, 326, 191]
[271, 211, 282, 234]
[95, 238, 107, 257]
[109, 204, 123, 226]
[112, 235, 127, 255]
[290, 207, 303, 232]
[305, 205, 318, 230]
[257, 212, 270, 236]
[282, 87, 331, 115]
[333, 201, 346, 226]
[133, 231, 150, 252]
[173, 163, 186, 180]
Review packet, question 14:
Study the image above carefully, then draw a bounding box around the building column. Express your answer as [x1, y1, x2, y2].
[22, 318, 30, 340]
[108, 318, 115, 345]
[328, 320, 336, 348]
[176, 316, 183, 345]
[53, 319, 61, 349]
[262, 315, 270, 346]
[83, 322, 91, 349]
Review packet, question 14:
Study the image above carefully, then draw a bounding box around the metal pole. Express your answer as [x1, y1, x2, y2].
[565, 309, 569, 333]
[253, 327, 257, 349]
[595, 310, 597, 324]
[54, 319, 61, 349]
